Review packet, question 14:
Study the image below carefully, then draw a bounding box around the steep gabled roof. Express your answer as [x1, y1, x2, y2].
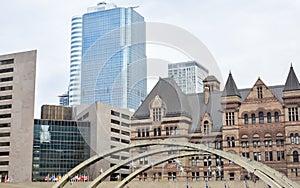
[222, 72, 241, 97]
[132, 78, 191, 119]
[283, 65, 300, 92]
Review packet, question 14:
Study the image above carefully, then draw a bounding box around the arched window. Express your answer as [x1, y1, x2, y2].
[142, 129, 145, 137]
[259, 112, 264, 124]
[293, 151, 299, 162]
[231, 137, 235, 147]
[252, 114, 256, 124]
[204, 156, 208, 166]
[158, 127, 161, 136]
[191, 157, 195, 166]
[208, 156, 212, 166]
[296, 133, 299, 145]
[274, 112, 279, 123]
[244, 114, 248, 125]
[227, 137, 231, 148]
[267, 112, 271, 123]
[138, 129, 141, 137]
[166, 127, 169, 136]
[291, 133, 295, 144]
[204, 121, 209, 135]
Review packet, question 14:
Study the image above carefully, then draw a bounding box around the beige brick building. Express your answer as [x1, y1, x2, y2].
[130, 65, 300, 182]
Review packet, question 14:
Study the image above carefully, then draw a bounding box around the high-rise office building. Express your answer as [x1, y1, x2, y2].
[58, 92, 69, 106]
[0, 50, 36, 182]
[68, 16, 82, 106]
[80, 2, 147, 110]
[168, 61, 208, 94]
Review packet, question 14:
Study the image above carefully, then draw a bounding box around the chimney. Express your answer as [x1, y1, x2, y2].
[204, 86, 210, 105]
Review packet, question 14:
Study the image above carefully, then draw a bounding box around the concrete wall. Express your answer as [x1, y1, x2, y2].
[0, 50, 36, 182]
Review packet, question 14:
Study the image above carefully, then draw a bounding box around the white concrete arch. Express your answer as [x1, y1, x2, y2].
[52, 140, 299, 188]
[87, 146, 197, 188]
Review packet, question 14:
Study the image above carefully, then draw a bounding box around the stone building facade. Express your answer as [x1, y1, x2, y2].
[130, 65, 300, 182]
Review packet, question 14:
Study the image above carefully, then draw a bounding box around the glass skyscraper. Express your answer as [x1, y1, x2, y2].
[80, 3, 147, 110]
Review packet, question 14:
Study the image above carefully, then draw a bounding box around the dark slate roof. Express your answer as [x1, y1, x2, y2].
[283, 66, 300, 91]
[222, 73, 241, 97]
[133, 78, 285, 133]
[187, 91, 223, 133]
[132, 78, 191, 119]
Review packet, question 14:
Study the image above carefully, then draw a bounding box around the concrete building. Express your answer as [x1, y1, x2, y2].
[75, 101, 133, 180]
[0, 50, 36, 182]
[168, 61, 209, 94]
[80, 2, 147, 110]
[131, 65, 300, 182]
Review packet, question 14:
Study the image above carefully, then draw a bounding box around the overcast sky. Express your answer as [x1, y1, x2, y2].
[0, 0, 299, 118]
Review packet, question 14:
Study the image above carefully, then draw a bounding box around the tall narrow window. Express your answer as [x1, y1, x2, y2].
[291, 133, 295, 144]
[274, 112, 279, 123]
[289, 108, 299, 122]
[259, 112, 264, 124]
[154, 128, 157, 136]
[293, 151, 299, 162]
[166, 127, 169, 136]
[227, 137, 231, 148]
[153, 108, 162, 121]
[226, 112, 235, 126]
[137, 129, 141, 137]
[157, 127, 161, 136]
[244, 114, 248, 125]
[252, 114, 256, 124]
[257, 86, 263, 99]
[267, 112, 271, 123]
[296, 133, 299, 145]
[204, 121, 209, 135]
[231, 137, 235, 147]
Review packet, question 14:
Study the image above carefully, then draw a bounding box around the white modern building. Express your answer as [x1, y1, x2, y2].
[168, 61, 208, 94]
[68, 16, 82, 106]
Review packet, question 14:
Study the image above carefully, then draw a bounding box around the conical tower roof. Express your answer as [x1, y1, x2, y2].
[222, 72, 241, 97]
[283, 65, 300, 92]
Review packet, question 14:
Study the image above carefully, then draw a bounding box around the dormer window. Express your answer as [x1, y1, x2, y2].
[150, 95, 165, 122]
[257, 86, 263, 99]
[203, 121, 210, 135]
[153, 108, 162, 121]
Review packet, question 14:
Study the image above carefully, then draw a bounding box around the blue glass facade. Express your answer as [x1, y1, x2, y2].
[32, 119, 90, 181]
[81, 7, 146, 110]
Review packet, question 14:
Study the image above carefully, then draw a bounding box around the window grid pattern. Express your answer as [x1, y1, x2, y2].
[226, 112, 234, 126]
[32, 119, 90, 181]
